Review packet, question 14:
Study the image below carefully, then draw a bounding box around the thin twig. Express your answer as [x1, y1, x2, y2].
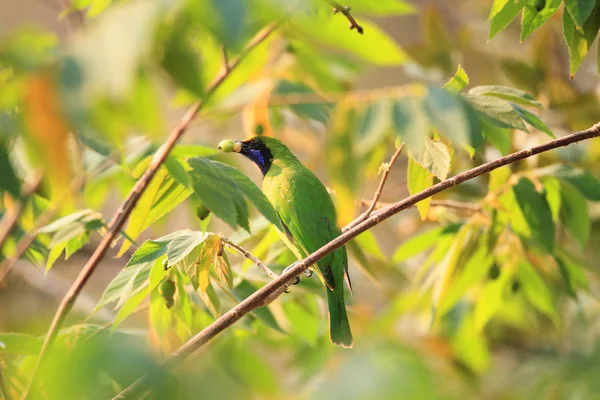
[359, 198, 482, 213]
[21, 22, 281, 400]
[324, 0, 364, 34]
[0, 174, 43, 253]
[220, 237, 278, 281]
[344, 143, 404, 232]
[112, 123, 600, 400]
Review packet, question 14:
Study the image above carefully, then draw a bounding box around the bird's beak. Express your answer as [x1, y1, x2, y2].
[217, 140, 243, 153]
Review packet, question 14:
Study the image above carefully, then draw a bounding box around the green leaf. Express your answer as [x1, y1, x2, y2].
[160, 20, 204, 98]
[188, 157, 282, 231]
[38, 209, 95, 233]
[560, 181, 590, 247]
[392, 225, 459, 263]
[357, 101, 392, 154]
[555, 167, 600, 201]
[513, 177, 555, 251]
[233, 281, 284, 333]
[425, 87, 471, 145]
[443, 64, 469, 92]
[283, 299, 320, 346]
[127, 239, 168, 267]
[407, 154, 433, 220]
[164, 156, 191, 188]
[565, 0, 596, 27]
[468, 85, 542, 108]
[518, 261, 557, 321]
[119, 169, 192, 256]
[167, 231, 208, 267]
[521, 0, 562, 40]
[511, 104, 554, 137]
[543, 177, 562, 222]
[489, 0, 528, 39]
[354, 230, 385, 261]
[273, 80, 332, 123]
[482, 120, 511, 155]
[0, 332, 42, 355]
[95, 261, 152, 311]
[150, 285, 174, 337]
[0, 142, 21, 199]
[291, 11, 408, 66]
[474, 270, 509, 332]
[46, 243, 66, 272]
[411, 137, 451, 181]
[393, 97, 429, 153]
[563, 4, 600, 77]
[464, 93, 527, 131]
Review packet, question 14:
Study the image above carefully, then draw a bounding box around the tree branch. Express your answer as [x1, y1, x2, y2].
[0, 174, 43, 254]
[21, 22, 281, 400]
[220, 237, 278, 281]
[324, 0, 364, 34]
[112, 123, 600, 400]
[359, 198, 482, 213]
[345, 143, 404, 232]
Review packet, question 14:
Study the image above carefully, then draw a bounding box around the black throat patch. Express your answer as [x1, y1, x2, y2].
[240, 138, 273, 176]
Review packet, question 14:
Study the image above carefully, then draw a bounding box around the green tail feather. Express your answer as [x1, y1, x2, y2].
[326, 287, 353, 348]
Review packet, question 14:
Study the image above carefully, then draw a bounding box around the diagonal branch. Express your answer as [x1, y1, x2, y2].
[21, 22, 281, 400]
[324, 0, 364, 34]
[359, 198, 482, 213]
[344, 143, 404, 232]
[112, 124, 600, 400]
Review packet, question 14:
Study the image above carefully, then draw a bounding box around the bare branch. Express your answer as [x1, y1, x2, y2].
[21, 22, 281, 400]
[220, 237, 278, 281]
[345, 144, 404, 232]
[324, 0, 364, 34]
[113, 124, 600, 400]
[359, 198, 482, 213]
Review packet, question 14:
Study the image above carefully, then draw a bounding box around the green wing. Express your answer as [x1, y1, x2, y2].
[274, 169, 342, 291]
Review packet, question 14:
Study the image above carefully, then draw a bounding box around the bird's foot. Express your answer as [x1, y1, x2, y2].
[303, 269, 313, 278]
[283, 263, 301, 293]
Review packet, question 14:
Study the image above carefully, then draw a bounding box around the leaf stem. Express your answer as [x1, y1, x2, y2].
[220, 237, 278, 281]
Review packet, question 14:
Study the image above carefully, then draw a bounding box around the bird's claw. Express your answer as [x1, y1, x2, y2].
[304, 269, 313, 278]
[283, 263, 301, 290]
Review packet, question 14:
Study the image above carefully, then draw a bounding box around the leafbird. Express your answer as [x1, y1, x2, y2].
[218, 136, 353, 348]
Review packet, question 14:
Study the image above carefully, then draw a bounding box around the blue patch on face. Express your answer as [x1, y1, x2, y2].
[247, 149, 265, 168]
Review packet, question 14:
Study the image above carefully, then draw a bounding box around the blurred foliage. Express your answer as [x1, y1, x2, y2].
[1, 0, 600, 399]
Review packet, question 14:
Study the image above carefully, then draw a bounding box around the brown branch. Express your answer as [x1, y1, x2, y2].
[220, 237, 278, 281]
[345, 144, 404, 232]
[359, 198, 482, 213]
[325, 0, 364, 34]
[0, 174, 43, 254]
[112, 123, 600, 400]
[21, 22, 281, 400]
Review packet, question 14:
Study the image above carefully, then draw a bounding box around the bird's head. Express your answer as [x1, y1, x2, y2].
[217, 136, 292, 175]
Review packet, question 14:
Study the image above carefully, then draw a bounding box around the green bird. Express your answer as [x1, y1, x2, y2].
[218, 136, 353, 348]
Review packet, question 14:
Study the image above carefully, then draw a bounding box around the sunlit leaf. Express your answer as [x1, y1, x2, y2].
[411, 137, 451, 181]
[513, 177, 555, 251]
[443, 64, 469, 93]
[559, 181, 590, 247]
[521, 0, 561, 41]
[489, 0, 528, 39]
[464, 93, 527, 131]
[0, 332, 42, 355]
[511, 104, 554, 137]
[167, 231, 208, 267]
[407, 154, 433, 220]
[425, 87, 471, 145]
[354, 230, 385, 261]
[563, 4, 600, 77]
[469, 85, 542, 108]
[188, 157, 281, 231]
[555, 166, 600, 201]
[474, 269, 510, 331]
[273, 80, 331, 123]
[393, 224, 460, 263]
[518, 261, 557, 321]
[565, 0, 596, 27]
